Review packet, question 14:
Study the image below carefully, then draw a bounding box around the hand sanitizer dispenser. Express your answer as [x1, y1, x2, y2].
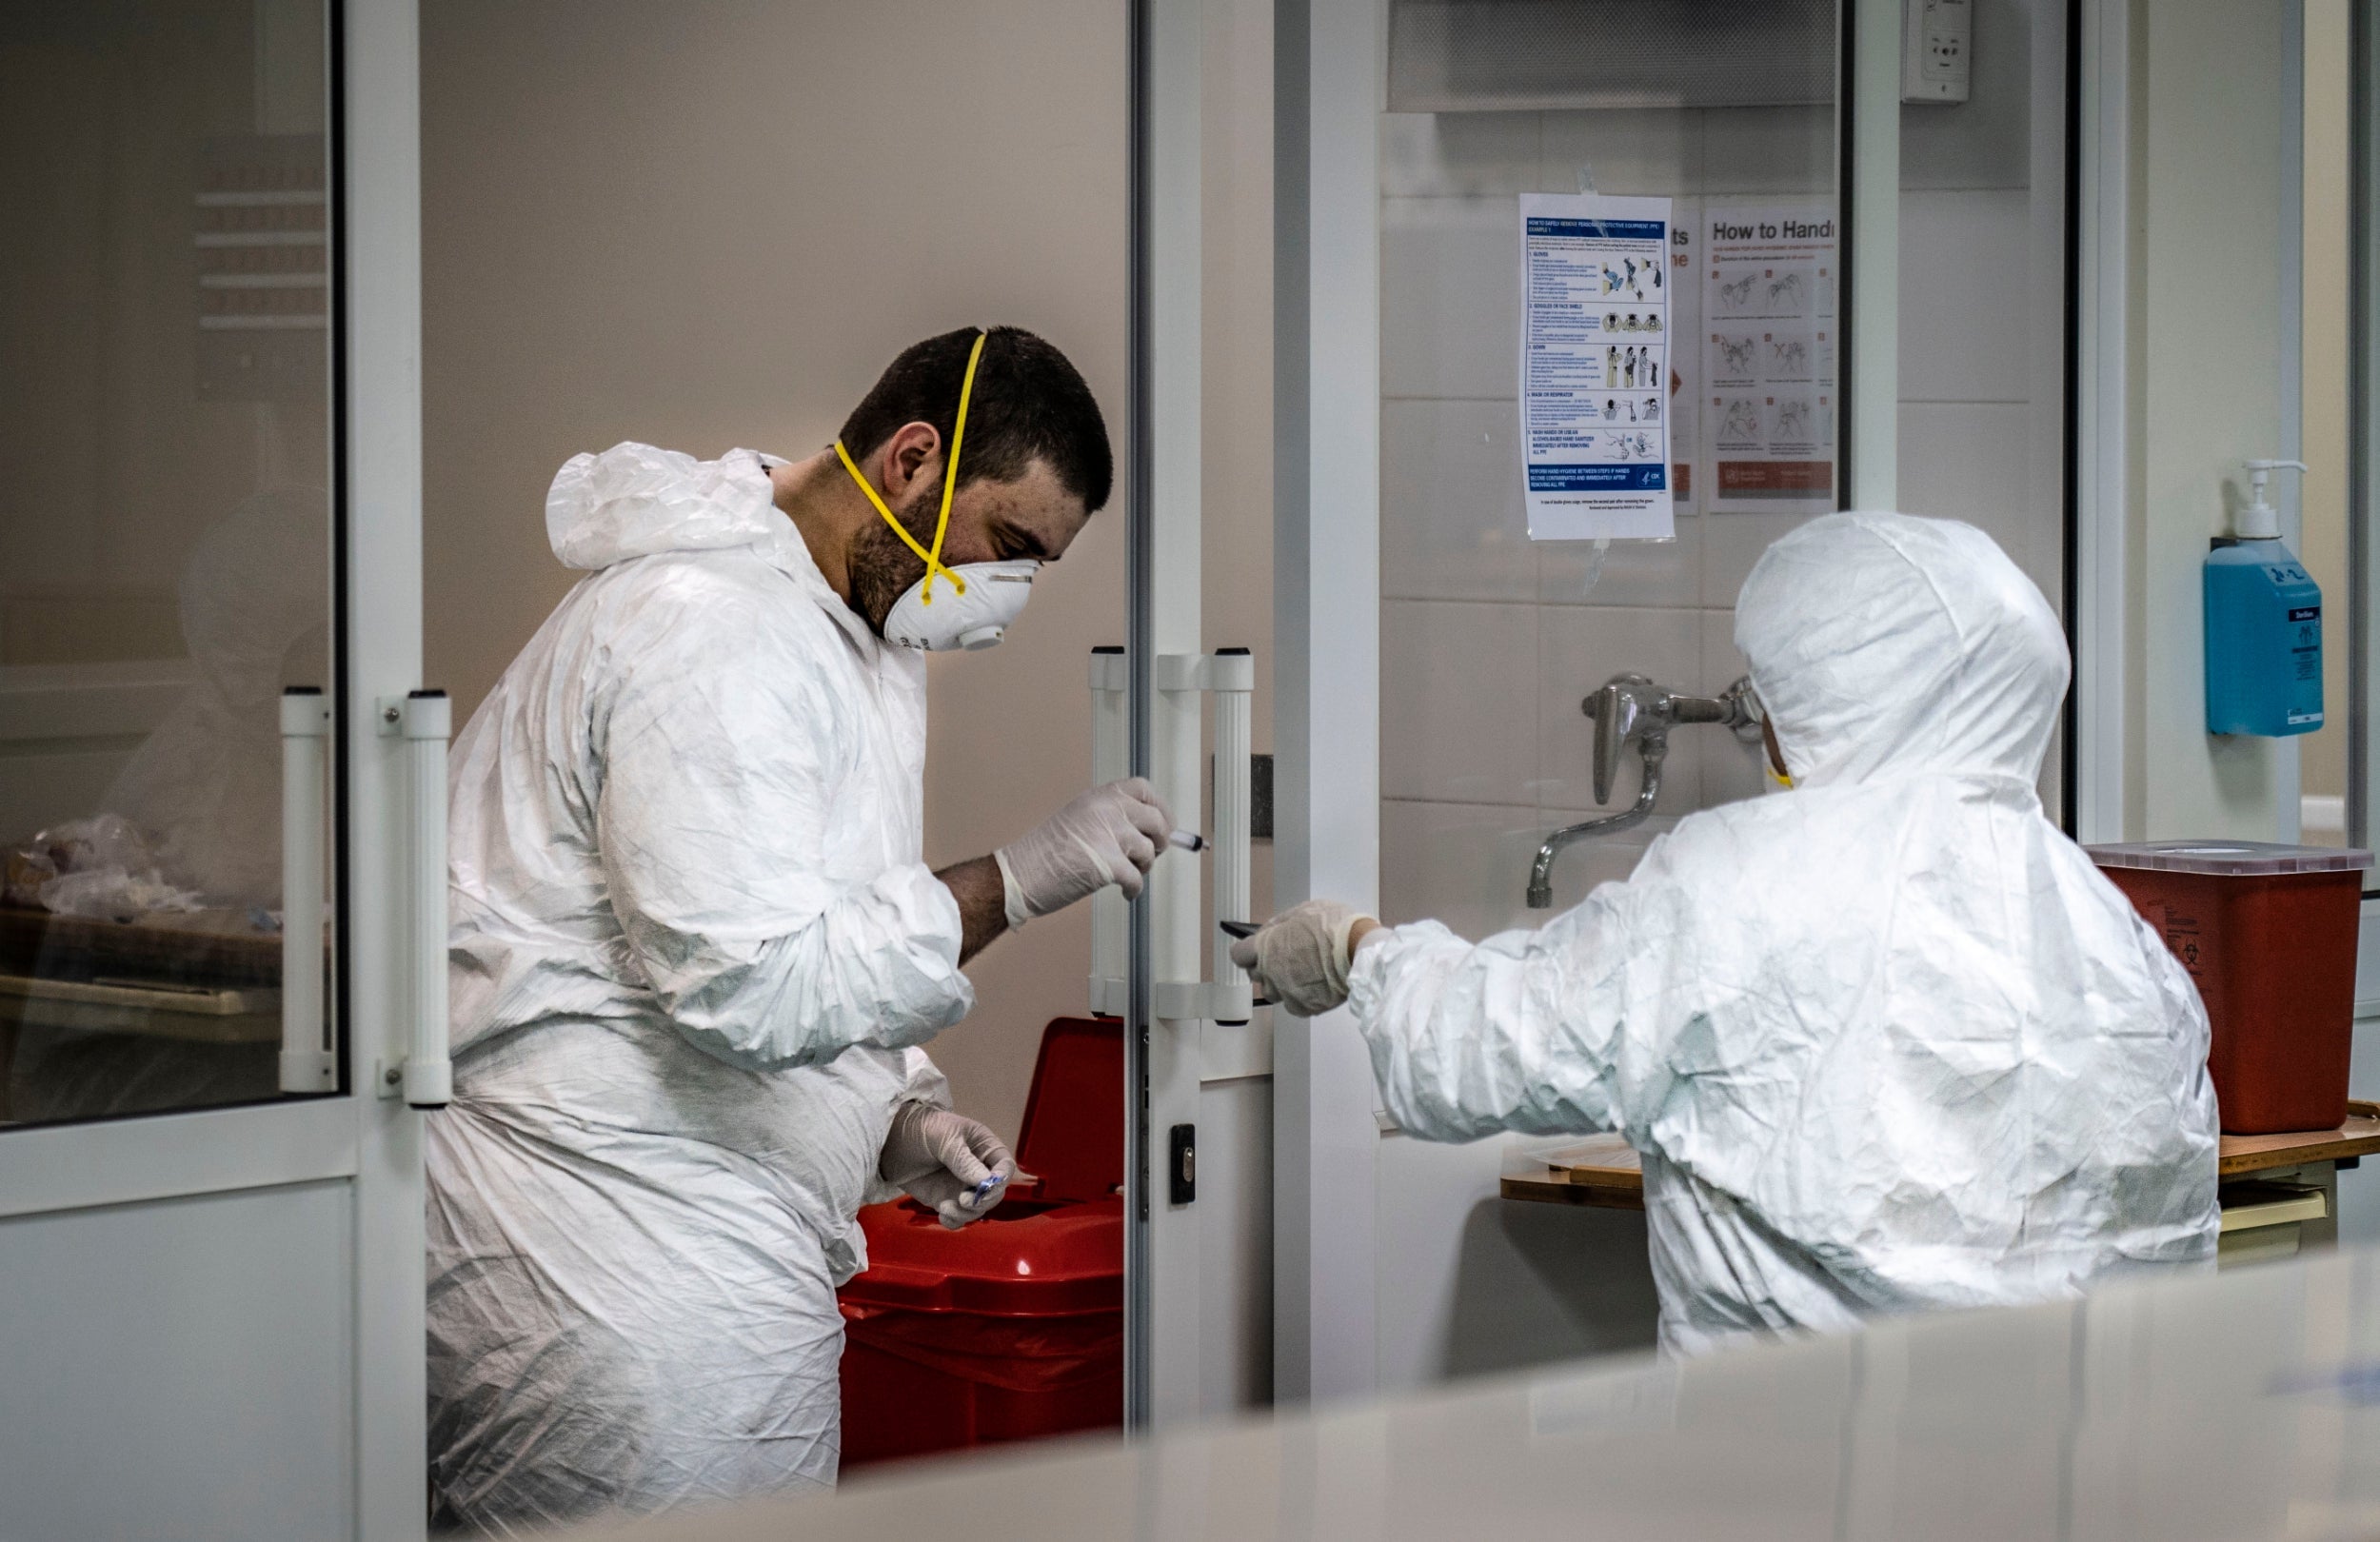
[2204, 459, 2321, 737]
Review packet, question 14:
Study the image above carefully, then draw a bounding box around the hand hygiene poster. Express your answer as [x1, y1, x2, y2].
[1517, 192, 1676, 541]
[1701, 201, 1836, 513]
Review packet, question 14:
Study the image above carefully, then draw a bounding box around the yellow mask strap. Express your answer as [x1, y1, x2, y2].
[833, 328, 988, 605]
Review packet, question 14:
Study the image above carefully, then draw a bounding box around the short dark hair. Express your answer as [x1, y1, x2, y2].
[838, 326, 1112, 512]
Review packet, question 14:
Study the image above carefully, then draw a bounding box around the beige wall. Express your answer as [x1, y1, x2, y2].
[2300, 0, 2350, 820]
[420, 0, 1127, 1139]
[2136, 0, 2292, 839]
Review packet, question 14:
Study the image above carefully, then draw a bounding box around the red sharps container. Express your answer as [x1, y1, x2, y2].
[836, 1018, 1123, 1470]
[2086, 840, 2370, 1135]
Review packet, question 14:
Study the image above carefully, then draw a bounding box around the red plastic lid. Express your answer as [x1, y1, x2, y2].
[841, 1196, 1122, 1315]
[2086, 840, 2372, 877]
[1014, 1018, 1123, 1204]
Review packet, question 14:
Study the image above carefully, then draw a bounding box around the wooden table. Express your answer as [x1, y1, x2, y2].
[1501, 1101, 2380, 1213]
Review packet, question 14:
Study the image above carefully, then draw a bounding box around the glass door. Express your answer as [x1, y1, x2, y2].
[1276, 0, 2073, 1398]
[0, 2, 434, 1535]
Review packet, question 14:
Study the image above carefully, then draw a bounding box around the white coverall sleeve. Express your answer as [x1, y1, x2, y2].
[1348, 893, 1639, 1143]
[597, 610, 974, 1072]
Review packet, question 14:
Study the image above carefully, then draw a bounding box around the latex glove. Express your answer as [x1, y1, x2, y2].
[1229, 899, 1378, 1018]
[995, 778, 1175, 928]
[879, 1103, 1020, 1230]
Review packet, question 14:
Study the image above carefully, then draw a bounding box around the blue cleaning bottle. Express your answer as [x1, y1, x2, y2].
[2204, 459, 2321, 737]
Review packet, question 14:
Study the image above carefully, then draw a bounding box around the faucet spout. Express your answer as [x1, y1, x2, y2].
[1527, 674, 1759, 910]
[1527, 739, 1664, 908]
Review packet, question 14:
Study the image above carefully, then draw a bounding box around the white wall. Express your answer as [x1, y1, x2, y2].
[2132, 0, 2294, 840]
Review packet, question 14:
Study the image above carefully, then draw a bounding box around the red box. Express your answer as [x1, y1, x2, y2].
[837, 1018, 1123, 1471]
[2088, 841, 2370, 1135]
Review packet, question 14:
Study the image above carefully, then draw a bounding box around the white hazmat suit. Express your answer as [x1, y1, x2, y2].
[1350, 512, 2220, 1354]
[426, 444, 971, 1529]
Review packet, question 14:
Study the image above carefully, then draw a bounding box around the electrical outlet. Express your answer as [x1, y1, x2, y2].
[1902, 0, 1972, 104]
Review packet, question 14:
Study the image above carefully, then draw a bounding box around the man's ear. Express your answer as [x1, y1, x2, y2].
[878, 422, 942, 501]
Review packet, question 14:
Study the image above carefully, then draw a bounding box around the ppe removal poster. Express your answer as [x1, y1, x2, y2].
[1700, 200, 1836, 513]
[1517, 192, 1676, 542]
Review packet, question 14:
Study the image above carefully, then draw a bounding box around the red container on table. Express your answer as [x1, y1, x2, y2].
[836, 1018, 1123, 1471]
[2086, 840, 2370, 1135]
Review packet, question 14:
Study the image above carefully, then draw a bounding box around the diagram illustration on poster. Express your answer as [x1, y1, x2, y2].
[1699, 200, 1836, 514]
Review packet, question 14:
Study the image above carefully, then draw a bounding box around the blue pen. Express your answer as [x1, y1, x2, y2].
[967, 1172, 1009, 1207]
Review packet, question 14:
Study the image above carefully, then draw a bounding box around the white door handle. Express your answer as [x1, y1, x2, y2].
[1142, 651, 1257, 1025]
[1207, 650, 1255, 1024]
[1089, 647, 1130, 1017]
[379, 689, 452, 1108]
[278, 687, 333, 1094]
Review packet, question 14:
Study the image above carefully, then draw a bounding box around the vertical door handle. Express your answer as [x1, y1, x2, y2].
[1147, 651, 1257, 1024]
[1089, 647, 1130, 1017]
[1207, 649, 1255, 1024]
[380, 690, 452, 1107]
[278, 687, 334, 1093]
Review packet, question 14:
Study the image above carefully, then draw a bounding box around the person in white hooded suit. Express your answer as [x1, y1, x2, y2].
[1235, 512, 2220, 1354]
[427, 327, 1172, 1530]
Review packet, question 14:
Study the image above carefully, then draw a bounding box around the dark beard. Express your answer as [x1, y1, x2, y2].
[846, 486, 940, 634]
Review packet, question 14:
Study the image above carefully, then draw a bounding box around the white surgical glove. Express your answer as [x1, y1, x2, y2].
[995, 778, 1175, 928]
[1229, 899, 1379, 1018]
[879, 1103, 1021, 1230]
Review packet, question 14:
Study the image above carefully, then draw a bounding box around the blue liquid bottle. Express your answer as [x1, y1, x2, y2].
[2205, 459, 2322, 737]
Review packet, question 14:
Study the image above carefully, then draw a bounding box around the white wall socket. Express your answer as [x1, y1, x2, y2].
[1902, 0, 1973, 104]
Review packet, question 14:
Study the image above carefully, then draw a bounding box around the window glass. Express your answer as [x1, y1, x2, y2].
[0, 0, 334, 1127]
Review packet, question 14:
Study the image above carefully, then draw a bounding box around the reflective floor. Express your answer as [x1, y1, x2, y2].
[589, 1245, 2380, 1542]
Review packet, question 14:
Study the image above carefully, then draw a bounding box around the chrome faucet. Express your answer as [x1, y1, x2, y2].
[1526, 674, 1763, 909]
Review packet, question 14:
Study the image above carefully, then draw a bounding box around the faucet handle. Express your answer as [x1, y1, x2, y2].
[1581, 673, 1656, 805]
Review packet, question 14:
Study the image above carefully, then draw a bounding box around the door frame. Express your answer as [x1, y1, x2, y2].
[343, 0, 433, 1529]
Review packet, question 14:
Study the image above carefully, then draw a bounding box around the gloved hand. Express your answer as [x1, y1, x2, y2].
[879, 1103, 1021, 1230]
[995, 778, 1176, 927]
[1229, 899, 1379, 1018]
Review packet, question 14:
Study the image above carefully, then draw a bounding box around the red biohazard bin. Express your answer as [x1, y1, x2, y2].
[837, 1018, 1123, 1471]
[2087, 840, 2371, 1135]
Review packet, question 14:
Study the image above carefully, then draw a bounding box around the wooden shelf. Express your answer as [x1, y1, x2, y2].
[1501, 1103, 2380, 1212]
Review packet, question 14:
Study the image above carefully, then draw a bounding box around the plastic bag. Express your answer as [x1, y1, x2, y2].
[11, 815, 203, 920]
[38, 868, 204, 921]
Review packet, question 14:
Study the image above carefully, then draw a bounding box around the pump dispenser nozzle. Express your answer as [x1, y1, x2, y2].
[2239, 459, 2309, 541]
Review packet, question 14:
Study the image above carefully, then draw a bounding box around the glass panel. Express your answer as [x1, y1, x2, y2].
[0, 0, 333, 1127]
[1378, 0, 1840, 942]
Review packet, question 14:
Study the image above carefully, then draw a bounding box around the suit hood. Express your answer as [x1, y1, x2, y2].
[545, 442, 783, 571]
[1734, 512, 2068, 791]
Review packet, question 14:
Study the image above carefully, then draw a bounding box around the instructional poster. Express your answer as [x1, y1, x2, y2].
[1701, 201, 1837, 513]
[1517, 192, 1676, 542]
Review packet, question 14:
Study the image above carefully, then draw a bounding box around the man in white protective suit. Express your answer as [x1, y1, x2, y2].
[1233, 512, 2221, 1354]
[427, 326, 1171, 1530]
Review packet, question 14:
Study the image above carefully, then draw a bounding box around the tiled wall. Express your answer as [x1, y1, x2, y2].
[1378, 97, 2056, 943]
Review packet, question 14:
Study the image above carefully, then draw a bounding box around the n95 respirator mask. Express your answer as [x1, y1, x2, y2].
[883, 559, 1040, 651]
